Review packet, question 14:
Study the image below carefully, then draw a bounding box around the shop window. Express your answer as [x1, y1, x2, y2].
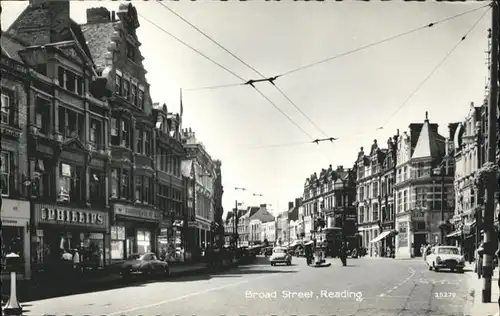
[136, 230, 151, 255]
[35, 97, 50, 135]
[136, 128, 143, 154]
[111, 225, 126, 260]
[1, 226, 24, 275]
[1, 151, 10, 196]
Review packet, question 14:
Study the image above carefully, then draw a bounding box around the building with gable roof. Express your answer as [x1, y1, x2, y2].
[249, 205, 275, 245]
[355, 140, 387, 255]
[4, 0, 115, 273]
[394, 112, 456, 259]
[302, 164, 357, 243]
[81, 3, 161, 261]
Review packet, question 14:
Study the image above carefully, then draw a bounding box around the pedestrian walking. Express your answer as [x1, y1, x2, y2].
[475, 242, 484, 279]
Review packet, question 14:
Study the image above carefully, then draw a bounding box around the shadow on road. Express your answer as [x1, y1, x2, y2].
[5, 258, 296, 302]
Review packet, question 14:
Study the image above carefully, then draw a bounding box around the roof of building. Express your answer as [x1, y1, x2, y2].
[80, 22, 117, 71]
[411, 112, 444, 160]
[0, 32, 26, 62]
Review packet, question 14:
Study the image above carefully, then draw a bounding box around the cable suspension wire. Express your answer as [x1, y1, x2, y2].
[184, 82, 244, 92]
[158, 2, 331, 139]
[377, 5, 491, 130]
[277, 4, 491, 78]
[251, 86, 315, 140]
[137, 12, 247, 83]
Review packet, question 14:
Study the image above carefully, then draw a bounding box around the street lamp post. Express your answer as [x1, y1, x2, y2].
[234, 187, 246, 248]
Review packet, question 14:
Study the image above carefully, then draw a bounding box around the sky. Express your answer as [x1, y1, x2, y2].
[1, 0, 491, 217]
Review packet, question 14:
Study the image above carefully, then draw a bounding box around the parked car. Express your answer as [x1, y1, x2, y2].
[270, 247, 292, 266]
[426, 246, 465, 273]
[120, 253, 170, 279]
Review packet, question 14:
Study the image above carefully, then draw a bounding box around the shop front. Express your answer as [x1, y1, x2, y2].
[31, 203, 109, 274]
[111, 203, 160, 261]
[395, 214, 412, 259]
[1, 199, 31, 280]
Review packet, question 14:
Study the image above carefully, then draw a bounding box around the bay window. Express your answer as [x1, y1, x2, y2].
[1, 93, 10, 124]
[121, 120, 130, 148]
[138, 88, 144, 109]
[136, 128, 143, 154]
[144, 177, 151, 204]
[59, 107, 84, 140]
[35, 97, 50, 135]
[111, 117, 131, 149]
[131, 84, 137, 105]
[120, 169, 130, 199]
[145, 130, 151, 156]
[34, 159, 50, 200]
[135, 177, 143, 202]
[111, 169, 118, 198]
[115, 74, 122, 95]
[90, 170, 105, 206]
[1, 152, 10, 196]
[89, 118, 102, 149]
[58, 163, 83, 203]
[123, 80, 129, 100]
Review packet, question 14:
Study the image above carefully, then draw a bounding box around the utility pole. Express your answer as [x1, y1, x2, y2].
[440, 164, 445, 244]
[482, 0, 499, 303]
[234, 199, 238, 248]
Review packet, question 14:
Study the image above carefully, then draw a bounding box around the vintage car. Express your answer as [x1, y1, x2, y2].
[426, 246, 465, 273]
[270, 247, 292, 266]
[120, 253, 170, 279]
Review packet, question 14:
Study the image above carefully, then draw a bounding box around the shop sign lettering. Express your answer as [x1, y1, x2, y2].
[40, 208, 104, 226]
[114, 204, 161, 220]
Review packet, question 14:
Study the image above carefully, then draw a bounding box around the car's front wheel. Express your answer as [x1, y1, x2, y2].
[164, 267, 170, 277]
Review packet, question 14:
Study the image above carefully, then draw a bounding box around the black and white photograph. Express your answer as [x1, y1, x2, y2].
[0, 0, 499, 315]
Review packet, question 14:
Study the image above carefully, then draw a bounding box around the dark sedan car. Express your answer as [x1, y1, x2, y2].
[120, 253, 170, 279]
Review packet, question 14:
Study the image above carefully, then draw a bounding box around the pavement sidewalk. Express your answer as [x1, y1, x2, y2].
[1, 261, 211, 304]
[465, 262, 500, 316]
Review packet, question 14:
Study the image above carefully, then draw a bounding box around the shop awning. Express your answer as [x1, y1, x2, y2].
[446, 230, 462, 238]
[369, 230, 391, 243]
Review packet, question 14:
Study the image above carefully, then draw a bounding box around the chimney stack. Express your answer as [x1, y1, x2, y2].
[86, 7, 111, 24]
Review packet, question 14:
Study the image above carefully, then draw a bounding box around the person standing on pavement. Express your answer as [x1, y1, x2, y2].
[476, 242, 484, 279]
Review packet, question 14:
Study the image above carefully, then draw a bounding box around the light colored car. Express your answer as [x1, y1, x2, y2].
[426, 246, 465, 273]
[270, 247, 292, 266]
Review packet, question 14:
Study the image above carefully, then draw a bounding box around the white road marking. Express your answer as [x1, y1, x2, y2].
[105, 273, 280, 316]
[378, 268, 416, 297]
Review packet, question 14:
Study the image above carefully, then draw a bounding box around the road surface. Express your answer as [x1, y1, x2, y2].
[21, 256, 473, 316]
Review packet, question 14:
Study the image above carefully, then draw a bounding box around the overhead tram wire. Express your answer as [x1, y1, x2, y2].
[140, 7, 316, 142]
[158, 2, 331, 139]
[137, 12, 246, 83]
[376, 5, 491, 131]
[277, 3, 491, 78]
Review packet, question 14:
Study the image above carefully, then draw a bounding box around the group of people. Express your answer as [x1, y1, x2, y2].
[303, 240, 348, 266]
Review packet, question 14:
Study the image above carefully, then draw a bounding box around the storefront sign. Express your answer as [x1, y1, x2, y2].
[34, 204, 108, 230]
[113, 203, 161, 221]
[1, 199, 30, 221]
